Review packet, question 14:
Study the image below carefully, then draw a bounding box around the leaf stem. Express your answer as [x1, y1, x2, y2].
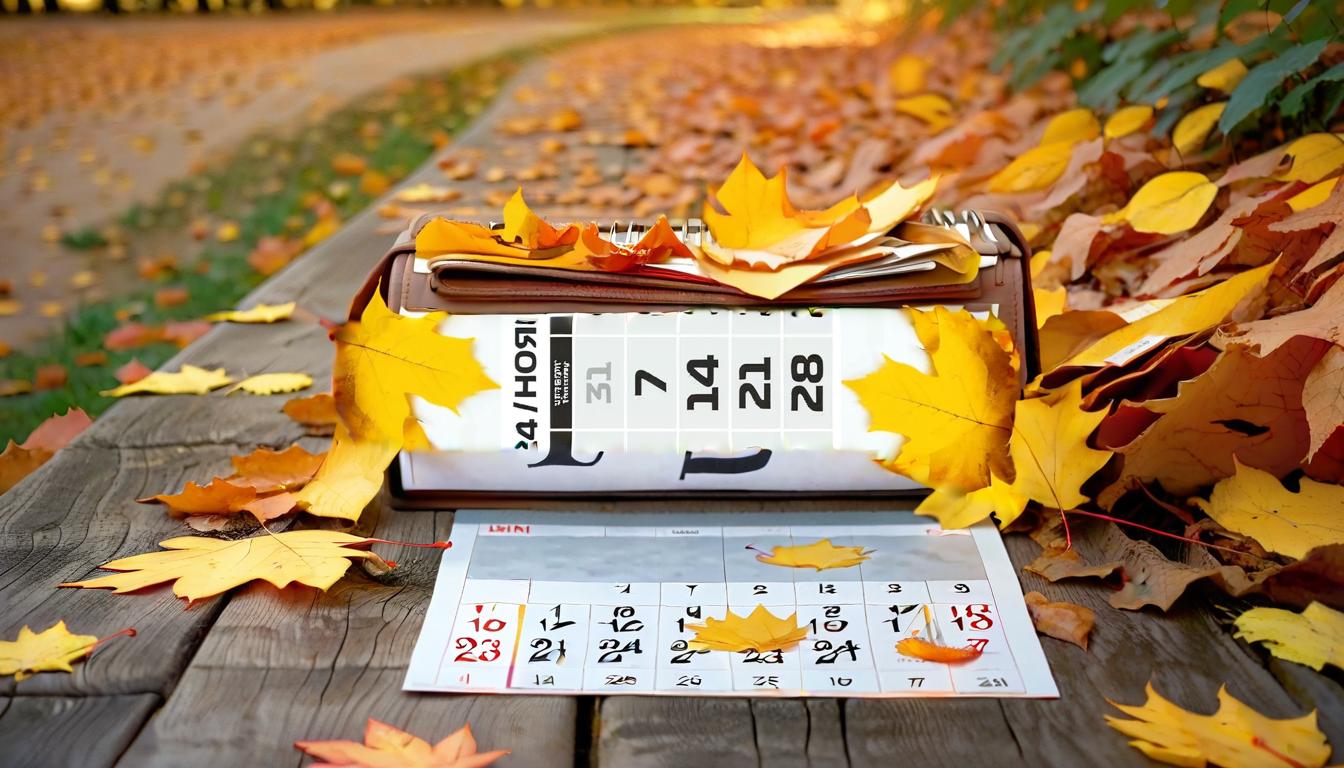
[1062, 509, 1260, 558]
[87, 627, 137, 657]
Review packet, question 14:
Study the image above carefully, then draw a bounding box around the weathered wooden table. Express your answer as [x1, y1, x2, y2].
[3, 54, 1341, 768]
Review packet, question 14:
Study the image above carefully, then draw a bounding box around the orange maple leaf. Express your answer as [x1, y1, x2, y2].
[295, 719, 507, 768]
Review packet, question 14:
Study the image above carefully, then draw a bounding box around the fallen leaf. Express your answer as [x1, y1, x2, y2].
[104, 322, 163, 351]
[296, 291, 496, 521]
[1235, 602, 1343, 672]
[499, 189, 578, 249]
[1042, 108, 1100, 145]
[1024, 591, 1094, 650]
[141, 477, 259, 516]
[115, 358, 153, 385]
[229, 444, 325, 491]
[687, 605, 810, 653]
[60, 530, 394, 603]
[205, 302, 296, 323]
[988, 142, 1073, 193]
[1007, 381, 1111, 514]
[845, 307, 1017, 490]
[21, 407, 92, 452]
[100, 365, 232, 397]
[1194, 460, 1344, 561]
[1172, 102, 1226, 156]
[227, 372, 313, 396]
[753, 539, 871, 570]
[0, 442, 52, 493]
[1197, 58, 1248, 93]
[1106, 682, 1330, 768]
[1101, 171, 1216, 234]
[34, 364, 68, 391]
[1214, 275, 1343, 356]
[295, 720, 507, 768]
[895, 636, 983, 663]
[1302, 346, 1344, 459]
[0, 621, 131, 682]
[161, 320, 212, 347]
[283, 392, 337, 434]
[1275, 132, 1344, 184]
[1104, 106, 1153, 140]
[74, 351, 108, 367]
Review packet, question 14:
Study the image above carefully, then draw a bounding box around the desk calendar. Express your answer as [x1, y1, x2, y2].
[404, 511, 1058, 698]
[399, 307, 953, 495]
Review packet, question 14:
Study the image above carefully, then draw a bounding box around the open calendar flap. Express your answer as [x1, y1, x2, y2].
[353, 210, 1038, 505]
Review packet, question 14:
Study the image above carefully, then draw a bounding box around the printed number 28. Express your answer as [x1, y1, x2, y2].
[790, 354, 823, 412]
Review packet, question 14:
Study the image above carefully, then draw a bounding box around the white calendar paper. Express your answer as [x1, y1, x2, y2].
[400, 308, 940, 494]
[404, 511, 1058, 698]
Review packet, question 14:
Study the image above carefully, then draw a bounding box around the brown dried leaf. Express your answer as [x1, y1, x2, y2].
[1024, 591, 1094, 649]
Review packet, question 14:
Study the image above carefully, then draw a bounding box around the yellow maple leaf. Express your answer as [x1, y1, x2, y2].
[754, 539, 871, 570]
[1172, 102, 1226, 156]
[1106, 682, 1330, 768]
[1197, 58, 1249, 93]
[296, 291, 496, 521]
[499, 189, 579, 250]
[1193, 459, 1344, 560]
[1041, 108, 1100, 145]
[704, 154, 810, 249]
[0, 621, 97, 681]
[916, 473, 1028, 529]
[205, 302, 296, 324]
[987, 142, 1074, 193]
[845, 307, 1017, 491]
[60, 530, 390, 603]
[227, 372, 313, 396]
[1235, 602, 1344, 672]
[1102, 171, 1217, 234]
[295, 720, 508, 768]
[687, 605, 810, 653]
[1056, 261, 1271, 369]
[100, 364, 232, 397]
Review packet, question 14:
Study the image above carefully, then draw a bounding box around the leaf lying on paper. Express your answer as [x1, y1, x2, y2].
[845, 307, 1016, 491]
[895, 636, 983, 663]
[296, 291, 496, 522]
[100, 364, 233, 397]
[500, 188, 579, 249]
[1194, 460, 1344, 561]
[295, 720, 507, 768]
[0, 621, 101, 681]
[687, 605, 810, 653]
[1024, 591, 1094, 650]
[754, 539, 870, 570]
[1234, 602, 1344, 672]
[60, 531, 391, 603]
[205, 302, 295, 324]
[1106, 683, 1330, 768]
[227, 372, 313, 396]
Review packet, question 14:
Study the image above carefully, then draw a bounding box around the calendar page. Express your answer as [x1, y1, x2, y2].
[400, 308, 948, 494]
[404, 511, 1058, 698]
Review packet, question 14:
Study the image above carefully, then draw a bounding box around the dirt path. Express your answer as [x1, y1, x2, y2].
[0, 9, 644, 346]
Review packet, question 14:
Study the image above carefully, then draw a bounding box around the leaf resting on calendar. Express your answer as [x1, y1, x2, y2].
[895, 636, 984, 663]
[754, 539, 871, 570]
[295, 719, 508, 768]
[687, 605, 810, 653]
[844, 307, 1017, 491]
[59, 530, 392, 603]
[1106, 683, 1330, 768]
[296, 290, 496, 522]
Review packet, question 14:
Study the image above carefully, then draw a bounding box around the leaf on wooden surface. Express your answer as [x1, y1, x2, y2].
[1235, 602, 1344, 672]
[1106, 682, 1330, 768]
[1024, 591, 1094, 650]
[227, 372, 313, 396]
[99, 364, 232, 397]
[229, 444, 325, 491]
[205, 302, 295, 324]
[1194, 460, 1344, 561]
[845, 307, 1017, 491]
[753, 539, 871, 570]
[895, 636, 983, 663]
[283, 392, 337, 434]
[295, 720, 507, 768]
[0, 621, 132, 681]
[1101, 172, 1216, 234]
[1024, 513, 1123, 582]
[296, 291, 496, 521]
[141, 477, 258, 516]
[687, 605, 809, 653]
[0, 442, 53, 494]
[60, 530, 393, 603]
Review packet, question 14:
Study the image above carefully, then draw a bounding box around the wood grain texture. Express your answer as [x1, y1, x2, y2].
[0, 694, 159, 768]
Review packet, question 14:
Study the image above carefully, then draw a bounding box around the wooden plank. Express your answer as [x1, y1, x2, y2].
[120, 506, 576, 766]
[0, 694, 159, 768]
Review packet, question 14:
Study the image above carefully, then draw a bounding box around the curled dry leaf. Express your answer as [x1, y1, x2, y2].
[753, 539, 871, 570]
[895, 636, 984, 663]
[295, 720, 507, 768]
[1024, 591, 1094, 650]
[687, 605, 810, 653]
